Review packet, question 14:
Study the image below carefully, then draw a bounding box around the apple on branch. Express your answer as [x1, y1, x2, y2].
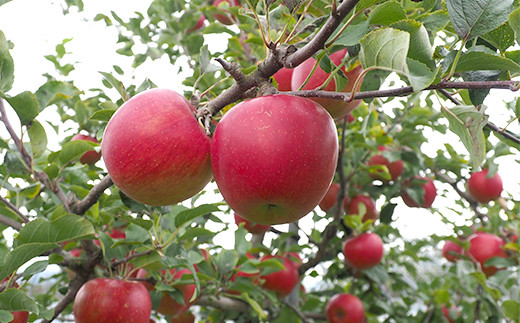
[344, 195, 379, 222]
[325, 293, 365, 323]
[259, 254, 300, 297]
[467, 232, 508, 276]
[401, 176, 437, 208]
[467, 169, 503, 203]
[71, 133, 101, 165]
[343, 232, 384, 270]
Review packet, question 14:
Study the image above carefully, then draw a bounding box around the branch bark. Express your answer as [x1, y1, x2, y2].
[0, 214, 22, 231]
[72, 176, 114, 215]
[0, 195, 29, 223]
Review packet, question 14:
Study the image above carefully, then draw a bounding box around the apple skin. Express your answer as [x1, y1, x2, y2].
[73, 278, 152, 323]
[401, 176, 437, 208]
[260, 255, 300, 297]
[344, 195, 379, 222]
[319, 183, 340, 212]
[234, 213, 271, 234]
[71, 134, 101, 165]
[273, 67, 293, 91]
[102, 88, 212, 206]
[291, 49, 363, 119]
[343, 233, 384, 270]
[467, 169, 503, 203]
[325, 293, 365, 323]
[212, 0, 240, 25]
[442, 240, 463, 263]
[8, 311, 28, 323]
[367, 146, 404, 182]
[467, 232, 508, 276]
[211, 94, 338, 225]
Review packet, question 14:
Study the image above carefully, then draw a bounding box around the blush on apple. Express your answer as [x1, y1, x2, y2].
[343, 233, 384, 270]
[401, 176, 437, 208]
[211, 94, 338, 225]
[325, 293, 365, 323]
[102, 88, 212, 206]
[467, 232, 508, 276]
[344, 195, 379, 222]
[71, 133, 101, 165]
[234, 213, 271, 234]
[319, 183, 340, 212]
[291, 48, 363, 119]
[467, 169, 503, 203]
[260, 255, 300, 297]
[367, 146, 403, 182]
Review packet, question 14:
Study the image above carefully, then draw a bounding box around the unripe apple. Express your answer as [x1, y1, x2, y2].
[102, 88, 212, 206]
[343, 233, 384, 270]
[467, 169, 503, 203]
[319, 182, 340, 212]
[367, 146, 404, 182]
[344, 195, 379, 222]
[325, 293, 365, 323]
[71, 134, 101, 165]
[401, 176, 437, 208]
[442, 240, 463, 263]
[260, 255, 300, 297]
[211, 94, 338, 225]
[73, 278, 151, 323]
[467, 232, 508, 276]
[212, 0, 240, 25]
[291, 49, 363, 119]
[272, 67, 293, 91]
[234, 213, 271, 234]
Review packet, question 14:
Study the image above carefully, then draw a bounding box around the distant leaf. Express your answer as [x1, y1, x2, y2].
[89, 109, 115, 121]
[215, 249, 238, 276]
[0, 288, 38, 313]
[503, 300, 520, 320]
[174, 204, 219, 228]
[35, 80, 80, 109]
[58, 140, 98, 165]
[0, 243, 57, 282]
[3, 91, 39, 125]
[510, 7, 520, 44]
[481, 23, 515, 53]
[360, 27, 410, 75]
[27, 120, 47, 158]
[99, 72, 127, 101]
[368, 1, 406, 26]
[16, 214, 95, 245]
[442, 105, 488, 168]
[455, 51, 520, 73]
[0, 1, 13, 7]
[380, 203, 397, 224]
[243, 293, 267, 320]
[446, 0, 514, 40]
[0, 30, 14, 93]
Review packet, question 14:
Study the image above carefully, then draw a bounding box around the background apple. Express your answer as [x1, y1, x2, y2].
[401, 176, 437, 208]
[260, 255, 300, 297]
[325, 293, 365, 323]
[73, 278, 151, 323]
[467, 232, 508, 276]
[319, 183, 340, 212]
[211, 94, 338, 225]
[344, 195, 379, 222]
[71, 133, 101, 165]
[186, 14, 205, 33]
[212, 0, 240, 25]
[367, 146, 403, 182]
[291, 48, 363, 119]
[156, 268, 197, 317]
[343, 233, 384, 270]
[8, 311, 28, 323]
[234, 213, 270, 234]
[442, 240, 463, 263]
[102, 88, 212, 206]
[441, 304, 459, 323]
[467, 169, 503, 203]
[272, 67, 293, 91]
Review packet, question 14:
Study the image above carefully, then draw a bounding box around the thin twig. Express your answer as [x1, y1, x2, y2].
[0, 214, 22, 230]
[280, 299, 310, 323]
[0, 195, 29, 223]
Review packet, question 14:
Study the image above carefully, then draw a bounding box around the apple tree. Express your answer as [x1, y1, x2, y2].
[1, 0, 520, 322]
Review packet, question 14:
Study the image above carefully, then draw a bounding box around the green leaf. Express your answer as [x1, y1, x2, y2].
[3, 91, 39, 125]
[234, 227, 251, 256]
[58, 140, 98, 165]
[380, 203, 397, 224]
[99, 72, 127, 101]
[455, 51, 520, 73]
[215, 249, 238, 276]
[243, 293, 267, 320]
[331, 20, 370, 47]
[35, 80, 80, 109]
[89, 109, 116, 121]
[391, 20, 435, 69]
[27, 120, 47, 158]
[417, 11, 450, 33]
[0, 288, 38, 313]
[441, 105, 488, 168]
[0, 29, 14, 93]
[481, 23, 515, 53]
[368, 1, 406, 26]
[16, 214, 95, 245]
[22, 260, 49, 278]
[407, 58, 436, 90]
[446, 0, 514, 40]
[355, 0, 384, 13]
[0, 243, 57, 282]
[462, 70, 500, 106]
[360, 27, 410, 75]
[510, 7, 520, 44]
[174, 204, 219, 228]
[0, 1, 13, 7]
[503, 300, 520, 320]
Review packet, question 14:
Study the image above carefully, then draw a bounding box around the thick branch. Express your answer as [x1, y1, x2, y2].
[72, 176, 113, 215]
[0, 195, 29, 223]
[196, 295, 250, 312]
[42, 275, 88, 323]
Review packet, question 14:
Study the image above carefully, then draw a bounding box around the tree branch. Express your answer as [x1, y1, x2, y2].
[72, 176, 113, 215]
[0, 214, 22, 231]
[0, 195, 29, 223]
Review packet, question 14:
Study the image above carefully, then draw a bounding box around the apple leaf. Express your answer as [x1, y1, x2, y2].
[35, 80, 80, 109]
[243, 293, 267, 320]
[27, 120, 47, 158]
[446, 0, 513, 40]
[0, 311, 14, 323]
[58, 140, 98, 165]
[0, 288, 38, 313]
[503, 300, 520, 320]
[3, 91, 39, 126]
[234, 226, 252, 256]
[16, 214, 95, 245]
[379, 203, 397, 224]
[462, 70, 500, 106]
[510, 7, 520, 44]
[391, 20, 434, 69]
[368, 1, 406, 26]
[442, 105, 488, 168]
[99, 71, 127, 101]
[174, 204, 219, 228]
[455, 51, 520, 73]
[481, 23, 515, 53]
[22, 260, 49, 279]
[0, 243, 57, 282]
[0, 30, 14, 93]
[406, 58, 437, 91]
[355, 0, 384, 12]
[215, 249, 238, 276]
[330, 19, 370, 47]
[417, 10, 450, 33]
[360, 27, 409, 76]
[89, 109, 115, 121]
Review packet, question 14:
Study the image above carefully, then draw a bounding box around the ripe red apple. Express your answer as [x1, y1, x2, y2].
[442, 240, 463, 263]
[291, 49, 363, 119]
[234, 213, 271, 234]
[260, 255, 300, 297]
[319, 183, 340, 212]
[211, 94, 338, 225]
[73, 278, 151, 323]
[71, 134, 101, 165]
[8, 311, 28, 323]
[367, 146, 403, 182]
[467, 169, 503, 203]
[344, 195, 379, 222]
[102, 88, 212, 206]
[273, 67, 293, 91]
[212, 0, 240, 25]
[441, 304, 459, 323]
[467, 232, 508, 276]
[343, 233, 384, 270]
[401, 176, 437, 208]
[170, 311, 195, 323]
[186, 14, 205, 33]
[325, 293, 365, 323]
[156, 269, 197, 317]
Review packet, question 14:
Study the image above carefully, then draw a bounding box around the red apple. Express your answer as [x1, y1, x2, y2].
[319, 183, 340, 212]
[234, 213, 271, 234]
[347, 113, 355, 123]
[135, 268, 155, 291]
[170, 311, 195, 323]
[343, 233, 384, 270]
[467, 232, 508, 276]
[442, 240, 463, 262]
[325, 293, 365, 323]
[71, 134, 101, 165]
[344, 195, 379, 222]
[467, 169, 503, 203]
[186, 14, 205, 33]
[273, 67, 293, 91]
[8, 311, 28, 323]
[441, 304, 459, 323]
[291, 49, 363, 119]
[260, 255, 300, 297]
[102, 88, 212, 206]
[211, 94, 338, 225]
[212, 0, 240, 25]
[73, 278, 151, 323]
[157, 269, 197, 317]
[367, 146, 403, 182]
[401, 176, 437, 208]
